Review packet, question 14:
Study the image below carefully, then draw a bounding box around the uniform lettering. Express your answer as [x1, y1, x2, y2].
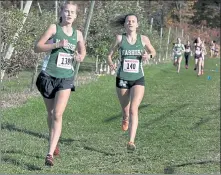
[56, 39, 76, 51]
[122, 50, 142, 56]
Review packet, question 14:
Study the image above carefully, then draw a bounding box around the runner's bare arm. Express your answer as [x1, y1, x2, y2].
[107, 35, 122, 66]
[76, 30, 86, 61]
[141, 35, 156, 58]
[182, 44, 185, 52]
[34, 24, 57, 53]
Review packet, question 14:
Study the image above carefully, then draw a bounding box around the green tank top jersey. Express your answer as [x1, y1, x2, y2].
[42, 24, 77, 78]
[117, 34, 145, 81]
[174, 43, 184, 56]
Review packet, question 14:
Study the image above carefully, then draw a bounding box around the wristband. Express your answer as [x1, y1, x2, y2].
[55, 42, 59, 49]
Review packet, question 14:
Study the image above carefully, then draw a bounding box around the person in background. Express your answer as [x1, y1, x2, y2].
[172, 37, 185, 73]
[184, 40, 192, 69]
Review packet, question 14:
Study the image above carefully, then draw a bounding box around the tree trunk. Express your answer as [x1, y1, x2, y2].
[150, 18, 153, 33]
[20, 0, 23, 10]
[1, 42, 7, 83]
[159, 27, 163, 61]
[73, 0, 95, 84]
[2, 1, 32, 81]
[179, 1, 182, 32]
[37, 1, 42, 14]
[55, 1, 58, 21]
[1, 70, 5, 83]
[166, 27, 171, 60]
[30, 59, 39, 92]
[136, 0, 139, 8]
[4, 1, 32, 61]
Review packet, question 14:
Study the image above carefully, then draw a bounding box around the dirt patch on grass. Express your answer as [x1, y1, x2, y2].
[1, 72, 100, 109]
[1, 90, 40, 109]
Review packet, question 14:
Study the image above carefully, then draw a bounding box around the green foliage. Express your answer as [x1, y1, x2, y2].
[15, 9, 55, 52]
[1, 7, 55, 75]
[1, 7, 24, 43]
[191, 0, 220, 28]
[86, 1, 150, 60]
[1, 1, 220, 77]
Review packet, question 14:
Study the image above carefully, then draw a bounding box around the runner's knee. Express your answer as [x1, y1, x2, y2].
[53, 111, 63, 121]
[130, 107, 138, 117]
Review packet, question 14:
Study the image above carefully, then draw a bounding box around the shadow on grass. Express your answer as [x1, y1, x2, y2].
[2, 156, 42, 171]
[1, 122, 81, 144]
[104, 104, 150, 122]
[190, 117, 212, 129]
[82, 145, 120, 156]
[142, 103, 189, 128]
[164, 160, 220, 174]
[2, 150, 44, 159]
[211, 107, 220, 114]
[2, 122, 49, 139]
[190, 106, 220, 130]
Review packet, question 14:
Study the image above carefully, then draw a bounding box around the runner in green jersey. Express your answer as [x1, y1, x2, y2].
[107, 14, 156, 151]
[34, 1, 86, 166]
[172, 37, 185, 73]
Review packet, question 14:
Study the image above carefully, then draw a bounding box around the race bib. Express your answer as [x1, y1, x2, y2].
[175, 51, 182, 55]
[57, 52, 73, 69]
[123, 59, 139, 73]
[195, 50, 201, 55]
[185, 48, 190, 52]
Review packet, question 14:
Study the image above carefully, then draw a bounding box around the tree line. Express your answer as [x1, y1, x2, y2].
[1, 0, 220, 80]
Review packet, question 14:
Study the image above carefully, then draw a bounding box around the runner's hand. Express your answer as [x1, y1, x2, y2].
[75, 51, 84, 62]
[141, 51, 149, 61]
[58, 39, 68, 48]
[109, 63, 116, 71]
[142, 51, 153, 60]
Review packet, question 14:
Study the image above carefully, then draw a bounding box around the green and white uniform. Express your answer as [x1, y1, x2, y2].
[42, 24, 77, 78]
[173, 43, 184, 59]
[117, 33, 145, 81]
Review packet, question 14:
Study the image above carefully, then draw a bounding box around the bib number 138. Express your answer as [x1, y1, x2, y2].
[123, 59, 139, 73]
[57, 52, 73, 69]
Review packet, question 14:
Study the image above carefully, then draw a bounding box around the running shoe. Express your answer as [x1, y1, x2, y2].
[45, 154, 54, 166]
[122, 119, 129, 131]
[127, 142, 136, 151]
[53, 145, 60, 156]
[201, 70, 204, 75]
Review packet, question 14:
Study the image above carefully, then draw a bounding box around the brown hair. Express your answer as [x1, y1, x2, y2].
[59, 1, 79, 24]
[110, 13, 139, 28]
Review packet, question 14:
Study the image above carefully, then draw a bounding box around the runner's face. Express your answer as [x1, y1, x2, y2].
[61, 4, 77, 24]
[124, 15, 138, 32]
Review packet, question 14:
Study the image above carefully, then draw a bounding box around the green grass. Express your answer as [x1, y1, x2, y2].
[1, 70, 33, 93]
[1, 64, 96, 94]
[1, 58, 220, 174]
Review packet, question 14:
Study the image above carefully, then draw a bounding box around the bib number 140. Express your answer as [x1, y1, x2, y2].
[123, 59, 139, 73]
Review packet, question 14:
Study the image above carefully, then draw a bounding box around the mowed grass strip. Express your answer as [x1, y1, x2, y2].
[1, 58, 220, 174]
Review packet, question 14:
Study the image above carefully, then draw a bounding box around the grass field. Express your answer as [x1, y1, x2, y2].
[1, 58, 220, 174]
